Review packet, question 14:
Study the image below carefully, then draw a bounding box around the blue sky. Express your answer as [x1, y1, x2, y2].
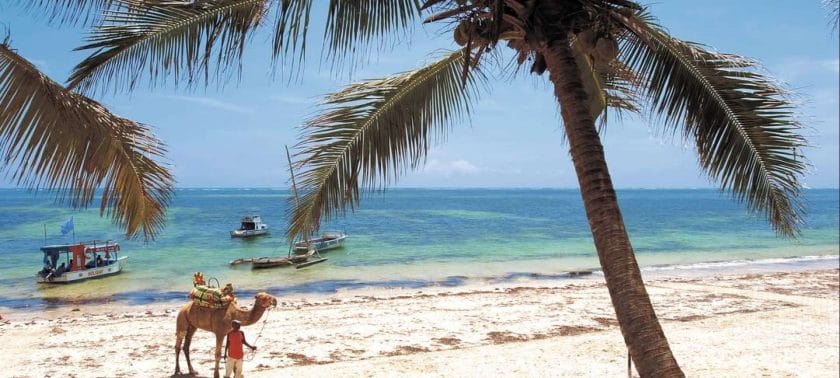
[1, 1, 838, 189]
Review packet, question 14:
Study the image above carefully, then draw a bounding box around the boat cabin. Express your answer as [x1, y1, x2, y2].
[238, 215, 267, 231]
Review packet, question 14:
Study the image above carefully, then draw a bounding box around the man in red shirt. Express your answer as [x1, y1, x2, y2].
[223, 319, 256, 378]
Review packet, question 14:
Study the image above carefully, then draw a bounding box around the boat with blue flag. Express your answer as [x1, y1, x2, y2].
[37, 240, 128, 283]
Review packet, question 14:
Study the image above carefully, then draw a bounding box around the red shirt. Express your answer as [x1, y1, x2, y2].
[227, 330, 244, 359]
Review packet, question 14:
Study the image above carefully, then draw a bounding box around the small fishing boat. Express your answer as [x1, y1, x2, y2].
[230, 215, 269, 238]
[251, 253, 311, 269]
[37, 240, 128, 283]
[293, 231, 347, 253]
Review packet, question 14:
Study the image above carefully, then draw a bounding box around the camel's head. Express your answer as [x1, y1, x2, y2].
[255, 292, 277, 308]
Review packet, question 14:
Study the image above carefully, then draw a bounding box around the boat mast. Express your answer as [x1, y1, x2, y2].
[286, 146, 309, 255]
[286, 145, 300, 209]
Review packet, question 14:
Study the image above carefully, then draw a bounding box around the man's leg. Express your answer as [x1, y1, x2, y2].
[224, 357, 234, 378]
[233, 358, 243, 378]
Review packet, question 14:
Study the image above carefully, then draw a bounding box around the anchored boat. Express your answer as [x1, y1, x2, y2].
[230, 215, 269, 238]
[293, 231, 347, 253]
[251, 252, 312, 269]
[37, 240, 128, 283]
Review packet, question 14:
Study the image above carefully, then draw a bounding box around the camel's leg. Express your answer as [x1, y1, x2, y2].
[183, 325, 198, 375]
[175, 331, 184, 375]
[175, 310, 189, 375]
[214, 333, 224, 378]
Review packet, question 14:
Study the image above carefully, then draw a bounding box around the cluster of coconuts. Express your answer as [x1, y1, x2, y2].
[454, 19, 488, 46]
[576, 29, 619, 65]
[454, 21, 470, 46]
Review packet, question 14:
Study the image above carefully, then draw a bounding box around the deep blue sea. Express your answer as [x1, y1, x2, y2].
[0, 188, 837, 310]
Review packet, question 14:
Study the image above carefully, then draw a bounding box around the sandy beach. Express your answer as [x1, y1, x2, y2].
[1, 267, 837, 377]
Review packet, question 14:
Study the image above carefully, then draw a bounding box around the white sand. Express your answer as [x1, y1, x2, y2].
[1, 268, 837, 377]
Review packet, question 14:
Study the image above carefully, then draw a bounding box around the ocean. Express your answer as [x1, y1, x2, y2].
[0, 188, 837, 310]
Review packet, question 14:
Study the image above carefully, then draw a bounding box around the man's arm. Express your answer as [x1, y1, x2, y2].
[242, 332, 256, 350]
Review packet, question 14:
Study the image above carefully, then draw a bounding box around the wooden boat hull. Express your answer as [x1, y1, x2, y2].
[37, 257, 128, 283]
[251, 255, 309, 269]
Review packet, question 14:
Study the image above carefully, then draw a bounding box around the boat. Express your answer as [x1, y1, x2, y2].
[227, 147, 335, 270]
[230, 215, 269, 238]
[251, 252, 313, 269]
[293, 231, 347, 253]
[37, 240, 128, 283]
[284, 147, 345, 259]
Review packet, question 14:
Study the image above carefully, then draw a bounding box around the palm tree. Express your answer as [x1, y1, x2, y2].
[283, 1, 806, 376]
[3, 1, 808, 376]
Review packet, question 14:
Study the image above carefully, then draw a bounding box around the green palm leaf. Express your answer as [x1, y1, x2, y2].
[68, 0, 268, 94]
[617, 11, 807, 236]
[269, 0, 313, 71]
[322, 0, 421, 68]
[12, 0, 117, 26]
[827, 0, 839, 32]
[1, 40, 174, 240]
[287, 49, 484, 239]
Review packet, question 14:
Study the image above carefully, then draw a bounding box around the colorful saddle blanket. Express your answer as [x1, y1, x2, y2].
[190, 285, 235, 308]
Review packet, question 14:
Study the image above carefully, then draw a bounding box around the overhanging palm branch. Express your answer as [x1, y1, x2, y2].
[287, 49, 484, 238]
[66, 0, 422, 92]
[68, 0, 268, 94]
[826, 0, 839, 31]
[322, 0, 421, 69]
[1, 40, 174, 240]
[270, 0, 313, 71]
[616, 11, 807, 236]
[12, 0, 118, 26]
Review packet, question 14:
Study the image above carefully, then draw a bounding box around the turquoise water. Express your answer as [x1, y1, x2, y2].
[0, 188, 837, 309]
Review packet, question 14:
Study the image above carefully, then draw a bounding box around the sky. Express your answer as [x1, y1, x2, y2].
[1, 1, 838, 189]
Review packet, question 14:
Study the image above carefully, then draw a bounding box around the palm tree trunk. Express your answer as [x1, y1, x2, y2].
[538, 39, 684, 377]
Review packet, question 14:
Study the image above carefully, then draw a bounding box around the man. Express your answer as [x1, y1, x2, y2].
[223, 319, 256, 378]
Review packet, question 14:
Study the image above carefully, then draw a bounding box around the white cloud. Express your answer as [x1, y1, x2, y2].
[164, 95, 253, 114]
[773, 57, 839, 82]
[270, 94, 315, 105]
[422, 158, 481, 176]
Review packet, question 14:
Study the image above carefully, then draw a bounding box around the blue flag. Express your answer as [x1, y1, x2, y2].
[60, 216, 74, 236]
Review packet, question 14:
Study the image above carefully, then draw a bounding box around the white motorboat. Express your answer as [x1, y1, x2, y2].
[230, 215, 269, 238]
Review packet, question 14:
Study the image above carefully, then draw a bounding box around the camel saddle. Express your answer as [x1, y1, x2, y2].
[189, 273, 236, 308]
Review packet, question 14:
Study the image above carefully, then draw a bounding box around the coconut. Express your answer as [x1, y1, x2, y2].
[576, 29, 597, 52]
[530, 53, 547, 75]
[594, 37, 619, 64]
[454, 21, 470, 46]
[517, 50, 529, 65]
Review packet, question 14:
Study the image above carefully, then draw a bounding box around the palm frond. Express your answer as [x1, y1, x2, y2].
[1, 40, 174, 240]
[826, 0, 840, 32]
[617, 11, 808, 237]
[68, 0, 267, 94]
[12, 0, 117, 26]
[270, 0, 313, 74]
[287, 49, 485, 239]
[322, 0, 421, 69]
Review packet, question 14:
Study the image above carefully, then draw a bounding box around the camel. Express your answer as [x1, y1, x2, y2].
[174, 292, 277, 377]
